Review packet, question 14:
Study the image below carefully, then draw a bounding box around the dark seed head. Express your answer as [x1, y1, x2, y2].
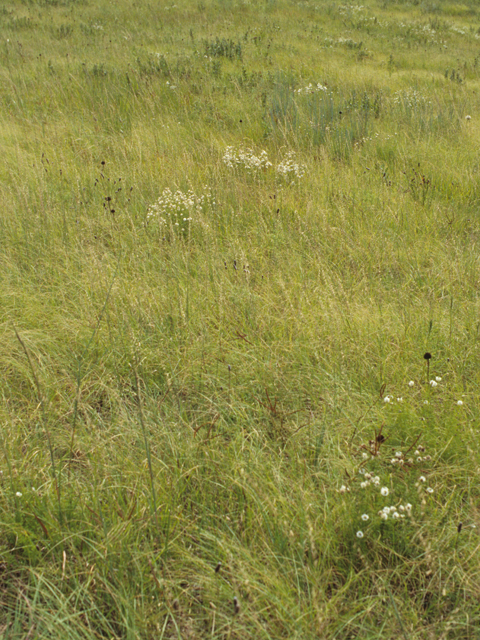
[215, 562, 222, 573]
[458, 522, 463, 533]
[233, 596, 240, 615]
[424, 352, 432, 360]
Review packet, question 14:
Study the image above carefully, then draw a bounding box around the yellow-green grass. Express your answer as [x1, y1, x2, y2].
[1, 0, 480, 637]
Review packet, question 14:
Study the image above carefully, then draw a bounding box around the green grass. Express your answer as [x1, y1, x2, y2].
[2, 0, 480, 637]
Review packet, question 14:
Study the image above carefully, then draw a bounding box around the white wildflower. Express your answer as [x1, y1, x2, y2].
[295, 82, 327, 94]
[146, 186, 212, 232]
[361, 514, 369, 521]
[408, 381, 415, 387]
[381, 487, 389, 496]
[276, 151, 306, 181]
[223, 146, 272, 172]
[356, 530, 364, 538]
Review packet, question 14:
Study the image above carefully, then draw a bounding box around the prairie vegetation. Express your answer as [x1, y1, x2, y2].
[1, 0, 480, 637]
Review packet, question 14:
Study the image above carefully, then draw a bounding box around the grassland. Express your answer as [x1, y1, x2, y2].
[1, 0, 480, 637]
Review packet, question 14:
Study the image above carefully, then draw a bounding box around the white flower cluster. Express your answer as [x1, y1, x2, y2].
[223, 147, 306, 183]
[392, 89, 431, 109]
[222, 146, 272, 172]
[338, 4, 365, 15]
[357, 502, 413, 540]
[146, 187, 212, 232]
[276, 151, 306, 181]
[378, 503, 412, 521]
[356, 503, 414, 539]
[359, 471, 381, 489]
[451, 25, 467, 37]
[295, 82, 327, 95]
[383, 395, 403, 404]
[396, 21, 443, 45]
[391, 451, 408, 466]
